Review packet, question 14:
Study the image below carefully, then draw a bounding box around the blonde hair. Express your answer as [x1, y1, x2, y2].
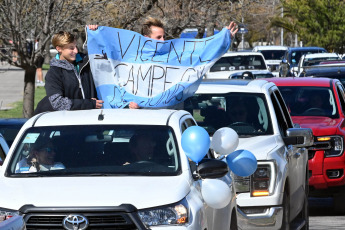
[141, 17, 164, 37]
[52, 31, 75, 48]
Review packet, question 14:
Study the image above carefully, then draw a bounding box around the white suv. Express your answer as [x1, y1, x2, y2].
[183, 79, 313, 230]
[205, 52, 268, 79]
[0, 109, 237, 230]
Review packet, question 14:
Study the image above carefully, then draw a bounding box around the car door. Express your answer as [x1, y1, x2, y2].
[270, 88, 306, 218]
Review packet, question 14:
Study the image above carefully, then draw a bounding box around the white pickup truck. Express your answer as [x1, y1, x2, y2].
[183, 79, 313, 230]
[0, 109, 238, 230]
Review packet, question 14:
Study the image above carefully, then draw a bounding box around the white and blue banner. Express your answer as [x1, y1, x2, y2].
[87, 26, 231, 108]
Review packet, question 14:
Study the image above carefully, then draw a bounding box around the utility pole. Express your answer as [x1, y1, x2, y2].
[280, 6, 284, 46]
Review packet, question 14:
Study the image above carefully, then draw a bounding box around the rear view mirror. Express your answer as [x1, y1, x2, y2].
[197, 158, 228, 179]
[284, 128, 314, 147]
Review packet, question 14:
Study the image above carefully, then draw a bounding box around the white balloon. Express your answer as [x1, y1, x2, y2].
[201, 179, 232, 209]
[211, 127, 239, 155]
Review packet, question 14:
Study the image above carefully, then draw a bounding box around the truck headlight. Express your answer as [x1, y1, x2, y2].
[311, 136, 344, 157]
[0, 208, 19, 223]
[251, 161, 275, 197]
[233, 161, 276, 197]
[138, 202, 188, 227]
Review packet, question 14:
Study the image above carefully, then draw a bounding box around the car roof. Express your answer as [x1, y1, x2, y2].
[0, 118, 28, 126]
[303, 53, 339, 58]
[223, 52, 264, 57]
[253, 45, 288, 51]
[266, 77, 334, 87]
[197, 79, 274, 93]
[29, 109, 189, 127]
[287, 47, 326, 51]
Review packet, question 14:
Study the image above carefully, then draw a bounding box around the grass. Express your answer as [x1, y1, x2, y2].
[0, 86, 46, 118]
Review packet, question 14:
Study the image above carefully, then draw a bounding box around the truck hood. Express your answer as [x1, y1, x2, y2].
[292, 116, 340, 136]
[237, 135, 278, 160]
[0, 176, 190, 210]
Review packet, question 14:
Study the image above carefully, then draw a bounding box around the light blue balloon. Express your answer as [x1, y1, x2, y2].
[226, 149, 257, 177]
[181, 126, 210, 163]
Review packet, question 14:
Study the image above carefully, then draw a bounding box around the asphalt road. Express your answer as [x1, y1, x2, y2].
[0, 63, 25, 110]
[309, 197, 345, 229]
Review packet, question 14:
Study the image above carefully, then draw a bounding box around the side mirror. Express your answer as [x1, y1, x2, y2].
[197, 158, 228, 179]
[284, 128, 314, 147]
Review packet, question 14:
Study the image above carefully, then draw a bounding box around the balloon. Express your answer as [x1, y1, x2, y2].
[181, 126, 210, 163]
[211, 127, 239, 155]
[226, 149, 257, 177]
[201, 179, 232, 209]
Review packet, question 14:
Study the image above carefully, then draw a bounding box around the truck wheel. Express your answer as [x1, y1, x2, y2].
[300, 193, 309, 230]
[230, 208, 238, 230]
[281, 191, 290, 230]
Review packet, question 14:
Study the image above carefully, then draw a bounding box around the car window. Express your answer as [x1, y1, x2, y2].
[7, 125, 181, 176]
[0, 123, 25, 147]
[210, 55, 266, 72]
[270, 92, 289, 136]
[273, 90, 294, 128]
[278, 86, 338, 118]
[336, 83, 345, 113]
[259, 50, 286, 60]
[184, 92, 273, 136]
[0, 144, 5, 165]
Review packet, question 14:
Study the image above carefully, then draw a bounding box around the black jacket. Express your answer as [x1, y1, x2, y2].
[35, 53, 97, 115]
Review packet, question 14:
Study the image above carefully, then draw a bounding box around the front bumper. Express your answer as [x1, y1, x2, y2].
[237, 206, 283, 230]
[309, 150, 345, 189]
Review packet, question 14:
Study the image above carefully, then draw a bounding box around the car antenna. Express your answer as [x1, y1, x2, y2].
[98, 110, 104, 121]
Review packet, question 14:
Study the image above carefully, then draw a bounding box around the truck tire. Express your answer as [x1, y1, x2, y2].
[281, 191, 290, 230]
[230, 208, 238, 230]
[300, 193, 309, 230]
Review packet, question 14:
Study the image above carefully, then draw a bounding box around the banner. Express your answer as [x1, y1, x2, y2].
[87, 26, 231, 108]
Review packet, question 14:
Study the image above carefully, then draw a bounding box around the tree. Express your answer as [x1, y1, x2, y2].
[0, 0, 106, 118]
[272, 0, 345, 52]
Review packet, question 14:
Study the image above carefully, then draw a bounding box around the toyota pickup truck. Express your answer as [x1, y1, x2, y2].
[183, 79, 313, 230]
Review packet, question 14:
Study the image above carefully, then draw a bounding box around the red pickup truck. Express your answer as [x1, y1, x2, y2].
[267, 77, 345, 213]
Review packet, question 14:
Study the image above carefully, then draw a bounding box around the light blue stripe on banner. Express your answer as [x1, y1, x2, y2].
[87, 27, 230, 67]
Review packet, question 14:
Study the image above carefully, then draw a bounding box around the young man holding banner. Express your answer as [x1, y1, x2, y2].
[34, 31, 104, 114]
[87, 17, 238, 110]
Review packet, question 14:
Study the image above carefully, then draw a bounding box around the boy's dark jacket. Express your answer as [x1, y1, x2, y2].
[34, 53, 97, 115]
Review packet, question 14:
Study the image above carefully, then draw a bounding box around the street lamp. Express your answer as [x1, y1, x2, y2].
[237, 26, 248, 50]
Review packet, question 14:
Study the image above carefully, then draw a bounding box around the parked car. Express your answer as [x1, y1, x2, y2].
[183, 79, 313, 230]
[292, 53, 341, 77]
[252, 45, 288, 77]
[229, 70, 274, 79]
[279, 47, 327, 77]
[0, 133, 9, 165]
[267, 77, 345, 214]
[204, 52, 268, 79]
[0, 109, 238, 230]
[0, 118, 27, 148]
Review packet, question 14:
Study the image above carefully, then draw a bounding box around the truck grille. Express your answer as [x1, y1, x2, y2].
[20, 205, 146, 230]
[26, 213, 137, 230]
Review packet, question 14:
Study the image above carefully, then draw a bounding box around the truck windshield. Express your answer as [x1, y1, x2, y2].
[259, 50, 286, 60]
[278, 86, 339, 118]
[184, 93, 273, 136]
[7, 125, 180, 176]
[210, 55, 266, 72]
